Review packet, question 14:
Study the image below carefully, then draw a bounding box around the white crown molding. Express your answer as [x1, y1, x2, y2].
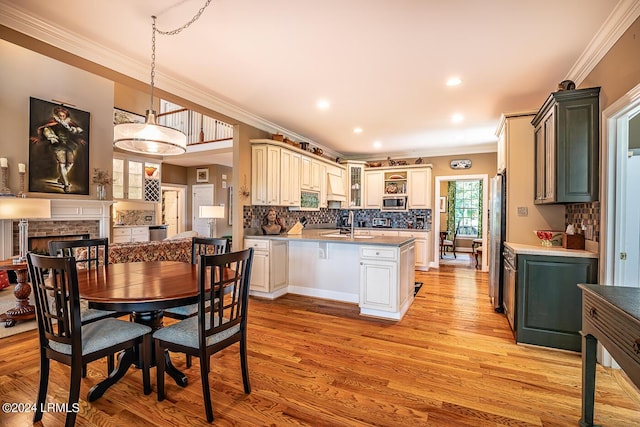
[0, 1, 323, 152]
[566, 0, 640, 85]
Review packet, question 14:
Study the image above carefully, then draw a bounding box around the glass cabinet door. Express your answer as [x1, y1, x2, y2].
[127, 160, 143, 200]
[112, 158, 124, 199]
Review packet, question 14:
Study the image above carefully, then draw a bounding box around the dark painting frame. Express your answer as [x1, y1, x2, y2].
[29, 97, 90, 195]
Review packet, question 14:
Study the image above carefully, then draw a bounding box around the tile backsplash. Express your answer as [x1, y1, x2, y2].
[243, 206, 432, 230]
[565, 202, 600, 242]
[115, 209, 156, 225]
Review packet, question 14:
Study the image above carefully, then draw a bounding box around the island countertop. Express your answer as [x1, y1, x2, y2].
[243, 229, 415, 246]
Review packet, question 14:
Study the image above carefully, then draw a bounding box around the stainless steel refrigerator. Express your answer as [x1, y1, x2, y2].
[488, 172, 506, 312]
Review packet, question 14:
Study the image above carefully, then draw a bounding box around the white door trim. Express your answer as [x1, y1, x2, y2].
[432, 174, 489, 271]
[599, 82, 640, 368]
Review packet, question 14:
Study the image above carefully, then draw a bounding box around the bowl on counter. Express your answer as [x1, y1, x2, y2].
[534, 230, 563, 247]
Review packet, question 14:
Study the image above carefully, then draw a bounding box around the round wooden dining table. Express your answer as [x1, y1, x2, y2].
[77, 261, 206, 399]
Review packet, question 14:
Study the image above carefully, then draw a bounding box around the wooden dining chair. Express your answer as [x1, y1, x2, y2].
[441, 224, 460, 259]
[164, 237, 228, 367]
[49, 238, 121, 376]
[27, 253, 151, 427]
[154, 248, 254, 423]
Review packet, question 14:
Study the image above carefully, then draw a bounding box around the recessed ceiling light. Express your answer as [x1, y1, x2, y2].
[373, 141, 382, 149]
[446, 77, 462, 87]
[451, 113, 464, 124]
[353, 127, 363, 134]
[316, 99, 330, 110]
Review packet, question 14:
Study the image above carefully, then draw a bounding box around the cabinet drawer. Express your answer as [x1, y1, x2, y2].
[360, 246, 397, 260]
[244, 239, 269, 251]
[131, 227, 149, 237]
[113, 228, 131, 238]
[583, 292, 640, 366]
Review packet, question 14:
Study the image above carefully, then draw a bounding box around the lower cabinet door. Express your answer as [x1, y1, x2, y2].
[359, 260, 397, 311]
[250, 250, 270, 292]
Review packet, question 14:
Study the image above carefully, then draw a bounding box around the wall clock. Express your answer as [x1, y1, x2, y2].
[450, 159, 472, 169]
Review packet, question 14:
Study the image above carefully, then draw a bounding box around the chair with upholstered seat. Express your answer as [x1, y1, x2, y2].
[154, 248, 254, 423]
[49, 238, 122, 376]
[440, 224, 460, 259]
[164, 237, 228, 367]
[27, 253, 151, 427]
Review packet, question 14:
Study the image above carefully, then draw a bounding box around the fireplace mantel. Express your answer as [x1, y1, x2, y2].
[0, 199, 114, 260]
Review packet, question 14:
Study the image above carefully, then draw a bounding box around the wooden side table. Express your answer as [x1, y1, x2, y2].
[0, 260, 35, 327]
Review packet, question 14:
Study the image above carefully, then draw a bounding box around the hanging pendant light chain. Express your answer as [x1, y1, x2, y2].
[155, 0, 213, 36]
[148, 0, 212, 112]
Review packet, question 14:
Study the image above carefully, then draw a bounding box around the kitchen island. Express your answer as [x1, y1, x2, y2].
[244, 229, 416, 320]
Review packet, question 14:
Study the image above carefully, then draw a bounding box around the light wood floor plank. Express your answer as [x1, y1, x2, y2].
[0, 265, 638, 425]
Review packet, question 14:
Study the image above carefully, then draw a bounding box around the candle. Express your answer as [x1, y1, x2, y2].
[0, 158, 6, 168]
[18, 163, 25, 173]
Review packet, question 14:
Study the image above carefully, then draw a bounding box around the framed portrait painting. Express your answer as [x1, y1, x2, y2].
[28, 98, 90, 195]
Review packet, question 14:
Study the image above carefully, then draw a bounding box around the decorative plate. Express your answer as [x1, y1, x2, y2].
[385, 183, 398, 194]
[388, 174, 405, 180]
[450, 159, 472, 169]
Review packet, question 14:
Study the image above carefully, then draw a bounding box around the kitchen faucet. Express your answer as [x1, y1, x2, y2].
[348, 211, 354, 239]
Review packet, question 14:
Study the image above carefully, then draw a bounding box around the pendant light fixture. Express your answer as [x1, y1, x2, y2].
[114, 1, 212, 155]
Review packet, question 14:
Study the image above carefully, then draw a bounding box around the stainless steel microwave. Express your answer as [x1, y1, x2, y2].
[381, 195, 408, 211]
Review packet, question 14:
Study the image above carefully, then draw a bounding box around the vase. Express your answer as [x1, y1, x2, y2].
[96, 184, 106, 200]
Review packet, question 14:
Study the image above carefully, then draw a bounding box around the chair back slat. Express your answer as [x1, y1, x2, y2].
[197, 248, 253, 345]
[49, 237, 109, 270]
[191, 237, 228, 264]
[27, 253, 83, 350]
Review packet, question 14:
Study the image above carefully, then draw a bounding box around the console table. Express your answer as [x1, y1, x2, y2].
[578, 284, 640, 427]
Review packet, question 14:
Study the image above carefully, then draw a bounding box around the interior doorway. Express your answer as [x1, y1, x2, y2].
[432, 174, 489, 271]
[161, 184, 187, 238]
[192, 184, 214, 237]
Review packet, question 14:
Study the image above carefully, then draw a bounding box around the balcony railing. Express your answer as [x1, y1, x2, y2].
[158, 101, 233, 146]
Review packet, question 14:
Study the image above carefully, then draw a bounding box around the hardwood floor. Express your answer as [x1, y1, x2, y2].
[1, 265, 639, 426]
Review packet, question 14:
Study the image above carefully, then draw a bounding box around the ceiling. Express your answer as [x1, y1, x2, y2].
[1, 0, 636, 168]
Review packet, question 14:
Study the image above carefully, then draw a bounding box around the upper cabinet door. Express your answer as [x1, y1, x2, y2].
[408, 168, 431, 209]
[532, 87, 600, 204]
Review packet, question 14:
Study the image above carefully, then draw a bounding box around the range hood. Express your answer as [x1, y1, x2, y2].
[327, 173, 346, 202]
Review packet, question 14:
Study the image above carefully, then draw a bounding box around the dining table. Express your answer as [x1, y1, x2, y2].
[77, 260, 211, 401]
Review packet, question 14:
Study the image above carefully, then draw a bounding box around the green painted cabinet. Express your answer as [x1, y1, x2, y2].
[532, 87, 600, 204]
[516, 254, 598, 351]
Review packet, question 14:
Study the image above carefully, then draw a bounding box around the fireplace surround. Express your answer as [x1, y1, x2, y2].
[0, 200, 113, 260]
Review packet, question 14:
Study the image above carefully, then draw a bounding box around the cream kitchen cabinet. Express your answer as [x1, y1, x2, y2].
[280, 149, 301, 207]
[398, 230, 429, 270]
[408, 168, 431, 209]
[344, 161, 367, 209]
[244, 238, 288, 298]
[364, 170, 383, 209]
[251, 144, 281, 205]
[359, 242, 415, 319]
[112, 226, 149, 243]
[301, 156, 322, 191]
[113, 156, 161, 202]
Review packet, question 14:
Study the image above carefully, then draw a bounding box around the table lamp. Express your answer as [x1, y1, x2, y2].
[199, 205, 225, 238]
[0, 197, 51, 263]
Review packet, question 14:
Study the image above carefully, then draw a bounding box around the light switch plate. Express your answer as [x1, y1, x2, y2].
[517, 207, 528, 216]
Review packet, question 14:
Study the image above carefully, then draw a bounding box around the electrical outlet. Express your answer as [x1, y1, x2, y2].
[517, 207, 528, 217]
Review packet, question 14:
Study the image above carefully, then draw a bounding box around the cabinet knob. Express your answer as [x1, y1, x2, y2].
[588, 307, 597, 319]
[376, 252, 380, 255]
[633, 339, 640, 355]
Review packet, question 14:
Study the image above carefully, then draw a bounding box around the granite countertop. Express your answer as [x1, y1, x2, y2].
[505, 242, 598, 259]
[244, 229, 415, 246]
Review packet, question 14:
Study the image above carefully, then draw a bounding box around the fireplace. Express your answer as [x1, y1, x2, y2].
[28, 233, 91, 255]
[0, 199, 113, 261]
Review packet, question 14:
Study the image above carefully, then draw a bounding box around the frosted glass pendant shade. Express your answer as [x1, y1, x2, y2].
[114, 110, 186, 155]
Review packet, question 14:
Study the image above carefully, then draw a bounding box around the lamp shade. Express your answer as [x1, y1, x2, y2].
[199, 205, 225, 219]
[0, 198, 51, 219]
[114, 111, 187, 155]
